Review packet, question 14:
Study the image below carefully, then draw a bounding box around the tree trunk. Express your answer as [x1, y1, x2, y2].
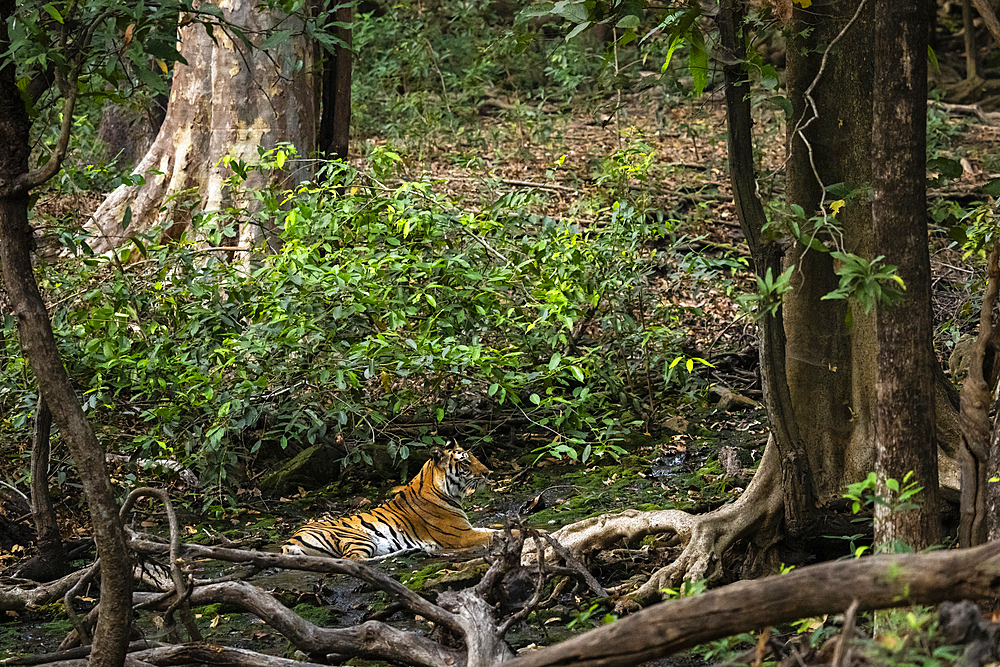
[0, 4, 133, 664]
[783, 0, 877, 503]
[86, 1, 316, 254]
[318, 4, 352, 160]
[20, 396, 70, 581]
[964, 0, 980, 82]
[871, 0, 940, 550]
[719, 0, 815, 536]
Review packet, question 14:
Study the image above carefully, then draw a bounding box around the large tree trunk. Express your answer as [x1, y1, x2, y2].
[783, 0, 877, 502]
[86, 0, 316, 254]
[871, 0, 940, 549]
[0, 24, 133, 667]
[540, 0, 962, 603]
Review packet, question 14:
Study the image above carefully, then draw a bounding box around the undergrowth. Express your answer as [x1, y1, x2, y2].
[1, 146, 697, 508]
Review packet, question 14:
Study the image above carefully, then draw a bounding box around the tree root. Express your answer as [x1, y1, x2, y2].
[505, 541, 1000, 667]
[535, 439, 784, 612]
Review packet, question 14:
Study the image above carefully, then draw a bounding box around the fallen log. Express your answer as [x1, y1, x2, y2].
[504, 541, 1000, 667]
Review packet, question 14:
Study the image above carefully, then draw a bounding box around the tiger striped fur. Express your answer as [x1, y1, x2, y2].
[281, 443, 496, 560]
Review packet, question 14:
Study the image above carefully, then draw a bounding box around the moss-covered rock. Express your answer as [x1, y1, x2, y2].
[259, 444, 339, 495]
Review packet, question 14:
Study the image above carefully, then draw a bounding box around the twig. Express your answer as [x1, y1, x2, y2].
[423, 37, 453, 118]
[832, 599, 860, 667]
[437, 175, 579, 194]
[929, 100, 1000, 125]
[62, 563, 98, 644]
[497, 529, 548, 637]
[539, 532, 607, 597]
[119, 488, 202, 641]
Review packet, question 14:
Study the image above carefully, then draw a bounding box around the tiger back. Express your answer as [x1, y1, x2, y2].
[282, 444, 496, 560]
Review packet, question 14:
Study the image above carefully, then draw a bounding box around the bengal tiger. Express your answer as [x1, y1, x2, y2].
[282, 443, 496, 560]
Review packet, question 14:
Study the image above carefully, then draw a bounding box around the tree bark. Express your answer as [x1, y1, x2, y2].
[871, 0, 941, 549]
[718, 0, 816, 538]
[957, 246, 999, 546]
[503, 542, 1000, 667]
[0, 4, 133, 664]
[964, 0, 980, 82]
[784, 0, 877, 501]
[22, 396, 70, 581]
[318, 4, 352, 160]
[86, 0, 316, 254]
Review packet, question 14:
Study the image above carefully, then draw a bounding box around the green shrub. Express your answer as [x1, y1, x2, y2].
[1, 147, 690, 507]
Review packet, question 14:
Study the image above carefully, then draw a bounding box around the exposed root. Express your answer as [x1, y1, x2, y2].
[533, 439, 784, 612]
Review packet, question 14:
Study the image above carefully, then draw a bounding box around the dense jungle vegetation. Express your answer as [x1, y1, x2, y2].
[3, 0, 1000, 665]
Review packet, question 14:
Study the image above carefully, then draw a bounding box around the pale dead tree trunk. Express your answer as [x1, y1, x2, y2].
[86, 0, 316, 254]
[871, 0, 940, 549]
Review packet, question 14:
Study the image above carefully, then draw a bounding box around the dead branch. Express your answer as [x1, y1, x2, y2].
[128, 539, 464, 633]
[0, 641, 165, 666]
[15, 643, 331, 667]
[0, 568, 91, 612]
[929, 100, 1000, 125]
[137, 580, 462, 667]
[503, 541, 1000, 667]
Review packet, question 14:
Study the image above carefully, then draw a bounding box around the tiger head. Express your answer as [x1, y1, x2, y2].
[431, 442, 490, 498]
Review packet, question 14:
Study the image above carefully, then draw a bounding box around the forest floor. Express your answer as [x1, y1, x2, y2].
[3, 73, 1000, 664]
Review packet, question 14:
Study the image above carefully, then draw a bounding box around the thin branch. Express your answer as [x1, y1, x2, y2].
[127, 539, 463, 633]
[62, 563, 98, 644]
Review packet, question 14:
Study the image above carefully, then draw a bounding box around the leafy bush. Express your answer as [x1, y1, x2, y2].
[1, 147, 689, 507]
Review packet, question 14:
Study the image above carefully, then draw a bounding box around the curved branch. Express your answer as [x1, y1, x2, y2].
[120, 488, 201, 641]
[141, 581, 461, 667]
[128, 539, 463, 634]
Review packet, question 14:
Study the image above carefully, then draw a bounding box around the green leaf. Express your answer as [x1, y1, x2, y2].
[689, 28, 708, 97]
[927, 45, 940, 73]
[615, 15, 640, 29]
[661, 34, 684, 74]
[548, 352, 562, 370]
[565, 20, 592, 40]
[927, 156, 963, 179]
[122, 205, 132, 230]
[530, 393, 541, 405]
[983, 178, 1000, 197]
[519, 1, 555, 17]
[41, 3, 64, 23]
[260, 29, 293, 51]
[554, 0, 589, 23]
[759, 64, 779, 91]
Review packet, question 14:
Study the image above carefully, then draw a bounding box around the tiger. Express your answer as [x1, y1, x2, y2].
[281, 443, 497, 560]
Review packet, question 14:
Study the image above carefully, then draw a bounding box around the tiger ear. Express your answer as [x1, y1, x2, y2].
[430, 447, 446, 463]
